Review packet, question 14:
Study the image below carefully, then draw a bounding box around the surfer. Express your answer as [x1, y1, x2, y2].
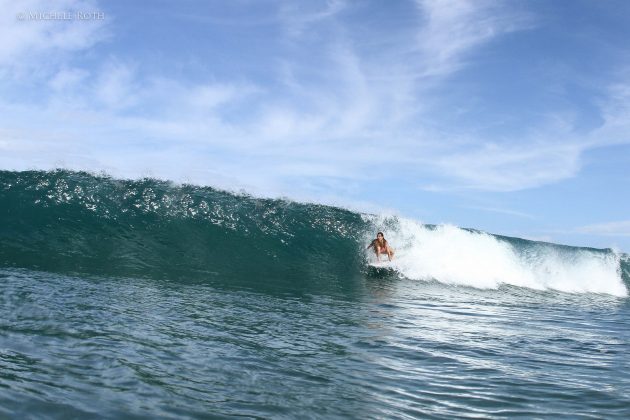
[367, 232, 394, 261]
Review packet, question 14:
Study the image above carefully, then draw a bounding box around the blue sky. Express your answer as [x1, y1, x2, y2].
[1, 0, 629, 251]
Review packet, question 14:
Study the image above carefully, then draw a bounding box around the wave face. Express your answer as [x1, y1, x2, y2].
[1, 170, 628, 296]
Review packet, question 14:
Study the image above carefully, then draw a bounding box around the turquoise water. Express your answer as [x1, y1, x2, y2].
[2, 170, 629, 418]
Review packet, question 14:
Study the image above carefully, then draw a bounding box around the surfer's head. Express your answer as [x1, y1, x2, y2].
[377, 232, 384, 239]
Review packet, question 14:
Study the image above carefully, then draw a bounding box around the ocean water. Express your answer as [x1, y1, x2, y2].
[1, 170, 629, 418]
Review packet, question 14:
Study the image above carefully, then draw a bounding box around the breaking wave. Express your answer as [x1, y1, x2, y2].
[1, 170, 627, 296]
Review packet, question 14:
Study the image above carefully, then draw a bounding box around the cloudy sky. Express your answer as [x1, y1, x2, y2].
[1, 0, 629, 250]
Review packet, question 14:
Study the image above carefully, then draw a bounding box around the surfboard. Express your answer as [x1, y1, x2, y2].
[366, 261, 397, 278]
[369, 260, 394, 269]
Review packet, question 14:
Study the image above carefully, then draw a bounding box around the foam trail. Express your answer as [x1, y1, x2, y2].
[366, 215, 627, 297]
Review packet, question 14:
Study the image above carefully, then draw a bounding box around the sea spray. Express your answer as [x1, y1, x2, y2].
[364, 216, 627, 296]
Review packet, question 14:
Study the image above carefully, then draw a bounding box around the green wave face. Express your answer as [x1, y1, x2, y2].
[1, 170, 628, 296]
[0, 170, 368, 293]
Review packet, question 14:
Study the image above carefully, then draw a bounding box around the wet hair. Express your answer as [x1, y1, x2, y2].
[377, 231, 384, 237]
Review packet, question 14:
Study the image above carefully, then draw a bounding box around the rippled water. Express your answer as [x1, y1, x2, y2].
[2, 268, 629, 419]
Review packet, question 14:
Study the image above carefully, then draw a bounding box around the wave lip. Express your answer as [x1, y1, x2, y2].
[367, 216, 628, 297]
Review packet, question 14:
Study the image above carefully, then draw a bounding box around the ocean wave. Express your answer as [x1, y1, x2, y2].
[1, 170, 627, 297]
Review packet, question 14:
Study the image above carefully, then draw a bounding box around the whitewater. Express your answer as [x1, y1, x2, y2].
[2, 170, 630, 418]
[366, 216, 627, 296]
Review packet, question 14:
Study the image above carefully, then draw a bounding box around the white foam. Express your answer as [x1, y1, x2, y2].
[365, 215, 628, 297]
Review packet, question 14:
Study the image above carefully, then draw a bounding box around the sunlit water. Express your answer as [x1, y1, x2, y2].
[2, 268, 629, 419]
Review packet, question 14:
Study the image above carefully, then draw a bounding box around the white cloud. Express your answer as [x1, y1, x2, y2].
[189, 84, 245, 109]
[48, 67, 89, 91]
[588, 80, 630, 148]
[576, 221, 630, 237]
[278, 0, 346, 37]
[465, 206, 535, 219]
[0, 0, 107, 72]
[414, 0, 531, 78]
[94, 60, 138, 109]
[433, 141, 583, 191]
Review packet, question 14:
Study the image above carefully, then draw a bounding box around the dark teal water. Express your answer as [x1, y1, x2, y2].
[2, 170, 630, 418]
